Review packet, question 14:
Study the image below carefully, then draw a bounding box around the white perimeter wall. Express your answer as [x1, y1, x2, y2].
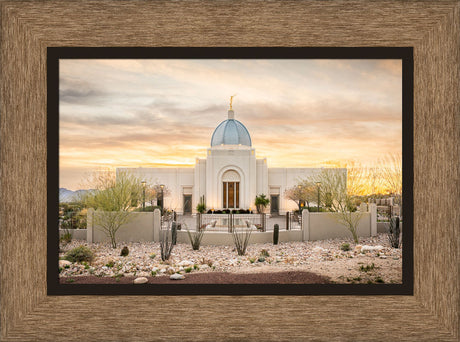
[84, 206, 377, 245]
[117, 167, 194, 214]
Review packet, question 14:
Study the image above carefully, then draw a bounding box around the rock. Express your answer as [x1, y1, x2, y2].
[379, 255, 387, 259]
[178, 260, 193, 266]
[361, 245, 384, 252]
[134, 277, 148, 284]
[170, 273, 185, 280]
[159, 268, 166, 273]
[354, 245, 362, 253]
[59, 260, 71, 267]
[313, 246, 327, 253]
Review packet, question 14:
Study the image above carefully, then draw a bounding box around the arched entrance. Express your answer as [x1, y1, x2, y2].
[222, 170, 240, 209]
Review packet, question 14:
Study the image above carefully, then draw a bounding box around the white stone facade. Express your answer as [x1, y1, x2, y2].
[118, 108, 346, 215]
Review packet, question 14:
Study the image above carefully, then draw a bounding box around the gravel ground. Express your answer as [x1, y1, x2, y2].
[60, 271, 331, 284]
[59, 234, 402, 284]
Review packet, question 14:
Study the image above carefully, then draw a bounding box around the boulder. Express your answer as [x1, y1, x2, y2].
[361, 245, 384, 252]
[134, 277, 148, 284]
[178, 260, 193, 266]
[59, 260, 71, 267]
[170, 273, 185, 280]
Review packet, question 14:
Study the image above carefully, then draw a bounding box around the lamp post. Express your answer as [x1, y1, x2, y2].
[316, 182, 322, 212]
[160, 184, 164, 215]
[298, 185, 302, 212]
[141, 181, 146, 211]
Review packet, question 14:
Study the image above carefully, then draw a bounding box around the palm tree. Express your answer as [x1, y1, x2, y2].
[255, 194, 270, 214]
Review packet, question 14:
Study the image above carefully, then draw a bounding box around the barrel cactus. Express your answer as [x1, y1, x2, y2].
[273, 224, 279, 245]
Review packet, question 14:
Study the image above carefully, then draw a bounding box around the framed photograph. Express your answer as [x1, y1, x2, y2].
[48, 47, 412, 296]
[1, 1, 458, 341]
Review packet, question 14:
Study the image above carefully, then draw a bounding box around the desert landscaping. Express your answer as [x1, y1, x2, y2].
[59, 233, 401, 285]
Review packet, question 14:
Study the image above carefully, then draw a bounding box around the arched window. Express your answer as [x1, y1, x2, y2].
[222, 170, 240, 209]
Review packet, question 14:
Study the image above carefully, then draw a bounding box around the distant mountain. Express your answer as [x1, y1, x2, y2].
[59, 188, 92, 203]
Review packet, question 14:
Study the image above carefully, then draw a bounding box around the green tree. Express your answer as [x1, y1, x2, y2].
[81, 170, 143, 248]
[316, 166, 365, 243]
[254, 194, 270, 214]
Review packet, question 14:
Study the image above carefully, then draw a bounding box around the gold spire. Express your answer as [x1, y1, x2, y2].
[229, 94, 236, 110]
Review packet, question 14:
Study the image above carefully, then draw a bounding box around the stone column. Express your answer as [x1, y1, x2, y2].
[153, 208, 161, 242]
[369, 203, 377, 236]
[301, 209, 310, 241]
[87, 208, 94, 243]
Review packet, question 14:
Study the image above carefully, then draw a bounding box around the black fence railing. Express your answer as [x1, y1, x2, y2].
[191, 213, 267, 232]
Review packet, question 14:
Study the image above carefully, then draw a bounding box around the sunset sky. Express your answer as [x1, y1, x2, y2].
[60, 59, 402, 190]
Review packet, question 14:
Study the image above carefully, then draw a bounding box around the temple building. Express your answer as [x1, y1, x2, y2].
[117, 101, 345, 215]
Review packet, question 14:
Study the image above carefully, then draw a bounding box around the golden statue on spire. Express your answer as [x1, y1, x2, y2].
[229, 94, 236, 110]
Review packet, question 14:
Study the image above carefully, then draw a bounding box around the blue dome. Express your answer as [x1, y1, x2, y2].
[211, 117, 252, 147]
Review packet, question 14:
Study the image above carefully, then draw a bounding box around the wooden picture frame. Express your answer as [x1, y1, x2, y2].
[1, 1, 458, 340]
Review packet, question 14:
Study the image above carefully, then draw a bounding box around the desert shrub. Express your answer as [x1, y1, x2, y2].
[260, 249, 270, 257]
[249, 257, 255, 263]
[149, 253, 156, 259]
[160, 219, 175, 261]
[120, 246, 129, 257]
[340, 243, 351, 251]
[60, 231, 72, 244]
[65, 245, 94, 263]
[186, 224, 205, 250]
[105, 260, 114, 268]
[185, 267, 193, 273]
[375, 276, 384, 283]
[258, 257, 265, 262]
[232, 227, 252, 256]
[359, 263, 375, 272]
[201, 257, 213, 267]
[387, 216, 401, 248]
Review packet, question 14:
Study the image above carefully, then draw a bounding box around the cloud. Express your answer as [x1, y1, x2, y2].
[58, 59, 403, 190]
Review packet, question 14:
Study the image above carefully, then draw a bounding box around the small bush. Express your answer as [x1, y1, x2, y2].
[106, 260, 115, 268]
[359, 263, 375, 272]
[193, 264, 199, 270]
[258, 257, 266, 262]
[196, 202, 206, 214]
[201, 257, 213, 267]
[249, 257, 256, 264]
[120, 246, 129, 257]
[260, 249, 270, 257]
[232, 227, 252, 256]
[340, 243, 351, 251]
[60, 231, 72, 244]
[375, 276, 384, 283]
[151, 270, 157, 276]
[149, 253, 156, 259]
[185, 267, 193, 273]
[186, 225, 205, 250]
[65, 245, 94, 263]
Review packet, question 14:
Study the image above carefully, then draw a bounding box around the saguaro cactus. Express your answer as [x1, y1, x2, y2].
[273, 224, 279, 245]
[171, 222, 177, 245]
